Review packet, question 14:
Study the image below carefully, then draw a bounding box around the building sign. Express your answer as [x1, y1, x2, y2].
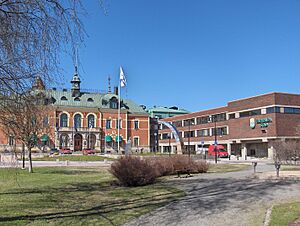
[249, 118, 256, 129]
[250, 117, 272, 129]
[256, 118, 272, 128]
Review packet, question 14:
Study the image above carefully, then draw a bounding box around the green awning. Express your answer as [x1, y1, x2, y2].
[105, 135, 112, 142]
[115, 135, 123, 142]
[40, 134, 49, 142]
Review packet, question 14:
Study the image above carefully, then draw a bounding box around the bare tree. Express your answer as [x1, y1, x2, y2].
[0, 91, 51, 172]
[271, 139, 300, 165]
[0, 0, 85, 96]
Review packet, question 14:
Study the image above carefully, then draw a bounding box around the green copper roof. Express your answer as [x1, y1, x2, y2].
[46, 89, 147, 115]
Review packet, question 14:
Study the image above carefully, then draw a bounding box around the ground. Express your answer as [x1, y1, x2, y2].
[125, 163, 300, 226]
[0, 167, 183, 226]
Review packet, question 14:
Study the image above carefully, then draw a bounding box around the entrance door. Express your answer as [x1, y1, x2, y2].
[74, 134, 82, 151]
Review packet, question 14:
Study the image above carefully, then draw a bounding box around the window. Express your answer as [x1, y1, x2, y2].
[173, 121, 182, 128]
[229, 113, 235, 119]
[133, 137, 139, 147]
[196, 116, 210, 124]
[211, 113, 226, 122]
[87, 114, 95, 128]
[74, 114, 81, 128]
[74, 97, 80, 101]
[110, 98, 118, 109]
[266, 107, 281, 114]
[87, 98, 94, 102]
[43, 116, 48, 127]
[8, 135, 14, 146]
[284, 107, 300, 114]
[134, 120, 139, 129]
[116, 119, 122, 129]
[106, 119, 111, 129]
[184, 131, 195, 138]
[183, 118, 195, 127]
[61, 96, 68, 101]
[60, 113, 68, 127]
[212, 127, 228, 136]
[162, 133, 170, 139]
[197, 129, 210, 137]
[240, 109, 261, 118]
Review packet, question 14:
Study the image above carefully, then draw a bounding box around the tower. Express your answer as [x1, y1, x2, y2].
[108, 75, 111, 93]
[71, 66, 81, 97]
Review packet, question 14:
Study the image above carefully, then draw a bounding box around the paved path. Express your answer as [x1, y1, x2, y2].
[125, 164, 300, 226]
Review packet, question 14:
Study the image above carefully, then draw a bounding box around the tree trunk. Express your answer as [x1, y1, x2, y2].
[28, 147, 33, 173]
[22, 143, 25, 169]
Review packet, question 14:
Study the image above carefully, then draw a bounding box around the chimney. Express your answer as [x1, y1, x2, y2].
[114, 86, 118, 95]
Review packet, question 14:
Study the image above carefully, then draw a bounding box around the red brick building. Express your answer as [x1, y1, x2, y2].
[158, 92, 300, 159]
[0, 72, 150, 153]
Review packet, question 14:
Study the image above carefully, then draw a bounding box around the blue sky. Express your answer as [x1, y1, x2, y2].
[60, 0, 300, 112]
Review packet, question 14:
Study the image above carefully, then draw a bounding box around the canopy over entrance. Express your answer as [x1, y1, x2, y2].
[105, 135, 112, 142]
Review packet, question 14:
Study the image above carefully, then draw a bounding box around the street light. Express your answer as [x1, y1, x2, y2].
[168, 133, 171, 157]
[213, 115, 218, 164]
[188, 119, 194, 159]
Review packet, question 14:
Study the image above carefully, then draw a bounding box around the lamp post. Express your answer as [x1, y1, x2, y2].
[213, 115, 218, 164]
[188, 119, 194, 159]
[168, 133, 171, 157]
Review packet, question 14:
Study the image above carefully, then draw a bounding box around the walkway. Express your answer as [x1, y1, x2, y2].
[125, 163, 300, 226]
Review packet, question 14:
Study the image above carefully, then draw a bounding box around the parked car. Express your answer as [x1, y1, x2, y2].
[82, 149, 95, 155]
[50, 148, 59, 155]
[60, 148, 72, 154]
[208, 145, 229, 158]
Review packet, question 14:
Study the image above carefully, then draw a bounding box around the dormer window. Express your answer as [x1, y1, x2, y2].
[87, 98, 94, 102]
[110, 97, 118, 109]
[61, 96, 68, 101]
[74, 97, 80, 101]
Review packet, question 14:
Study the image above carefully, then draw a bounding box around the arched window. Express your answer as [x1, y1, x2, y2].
[74, 97, 80, 101]
[74, 114, 81, 128]
[88, 114, 95, 128]
[61, 96, 68, 101]
[87, 98, 94, 102]
[60, 113, 68, 127]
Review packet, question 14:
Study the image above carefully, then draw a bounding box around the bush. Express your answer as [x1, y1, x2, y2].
[110, 155, 209, 187]
[110, 156, 158, 186]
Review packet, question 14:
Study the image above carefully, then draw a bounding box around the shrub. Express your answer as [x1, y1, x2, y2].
[110, 156, 158, 186]
[110, 155, 209, 187]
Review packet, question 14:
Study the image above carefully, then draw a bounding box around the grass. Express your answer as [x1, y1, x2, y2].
[0, 167, 184, 226]
[269, 202, 300, 226]
[208, 164, 250, 173]
[31, 155, 115, 161]
[281, 167, 300, 171]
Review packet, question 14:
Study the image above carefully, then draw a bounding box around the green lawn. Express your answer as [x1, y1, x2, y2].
[31, 155, 115, 161]
[270, 202, 300, 226]
[208, 164, 250, 173]
[0, 167, 184, 226]
[281, 167, 300, 171]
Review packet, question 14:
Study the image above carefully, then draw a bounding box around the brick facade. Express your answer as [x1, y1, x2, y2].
[159, 92, 300, 159]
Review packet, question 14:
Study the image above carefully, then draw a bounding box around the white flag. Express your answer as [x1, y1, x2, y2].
[120, 66, 126, 87]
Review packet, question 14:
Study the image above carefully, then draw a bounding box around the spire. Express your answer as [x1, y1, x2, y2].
[71, 65, 81, 97]
[108, 75, 111, 93]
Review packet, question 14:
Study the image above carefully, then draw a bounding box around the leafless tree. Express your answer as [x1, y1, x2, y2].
[271, 139, 300, 164]
[0, 0, 85, 96]
[0, 91, 51, 172]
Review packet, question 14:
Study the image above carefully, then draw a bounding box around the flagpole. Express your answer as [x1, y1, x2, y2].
[117, 73, 121, 153]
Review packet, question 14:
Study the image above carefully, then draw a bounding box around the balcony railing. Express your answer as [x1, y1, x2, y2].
[57, 127, 102, 133]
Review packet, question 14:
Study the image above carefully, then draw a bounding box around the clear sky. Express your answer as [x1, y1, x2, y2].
[60, 0, 300, 112]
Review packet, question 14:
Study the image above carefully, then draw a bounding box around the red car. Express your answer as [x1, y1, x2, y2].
[60, 148, 72, 154]
[82, 149, 95, 155]
[208, 145, 229, 158]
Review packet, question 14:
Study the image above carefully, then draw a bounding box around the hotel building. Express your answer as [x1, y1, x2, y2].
[158, 92, 300, 159]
